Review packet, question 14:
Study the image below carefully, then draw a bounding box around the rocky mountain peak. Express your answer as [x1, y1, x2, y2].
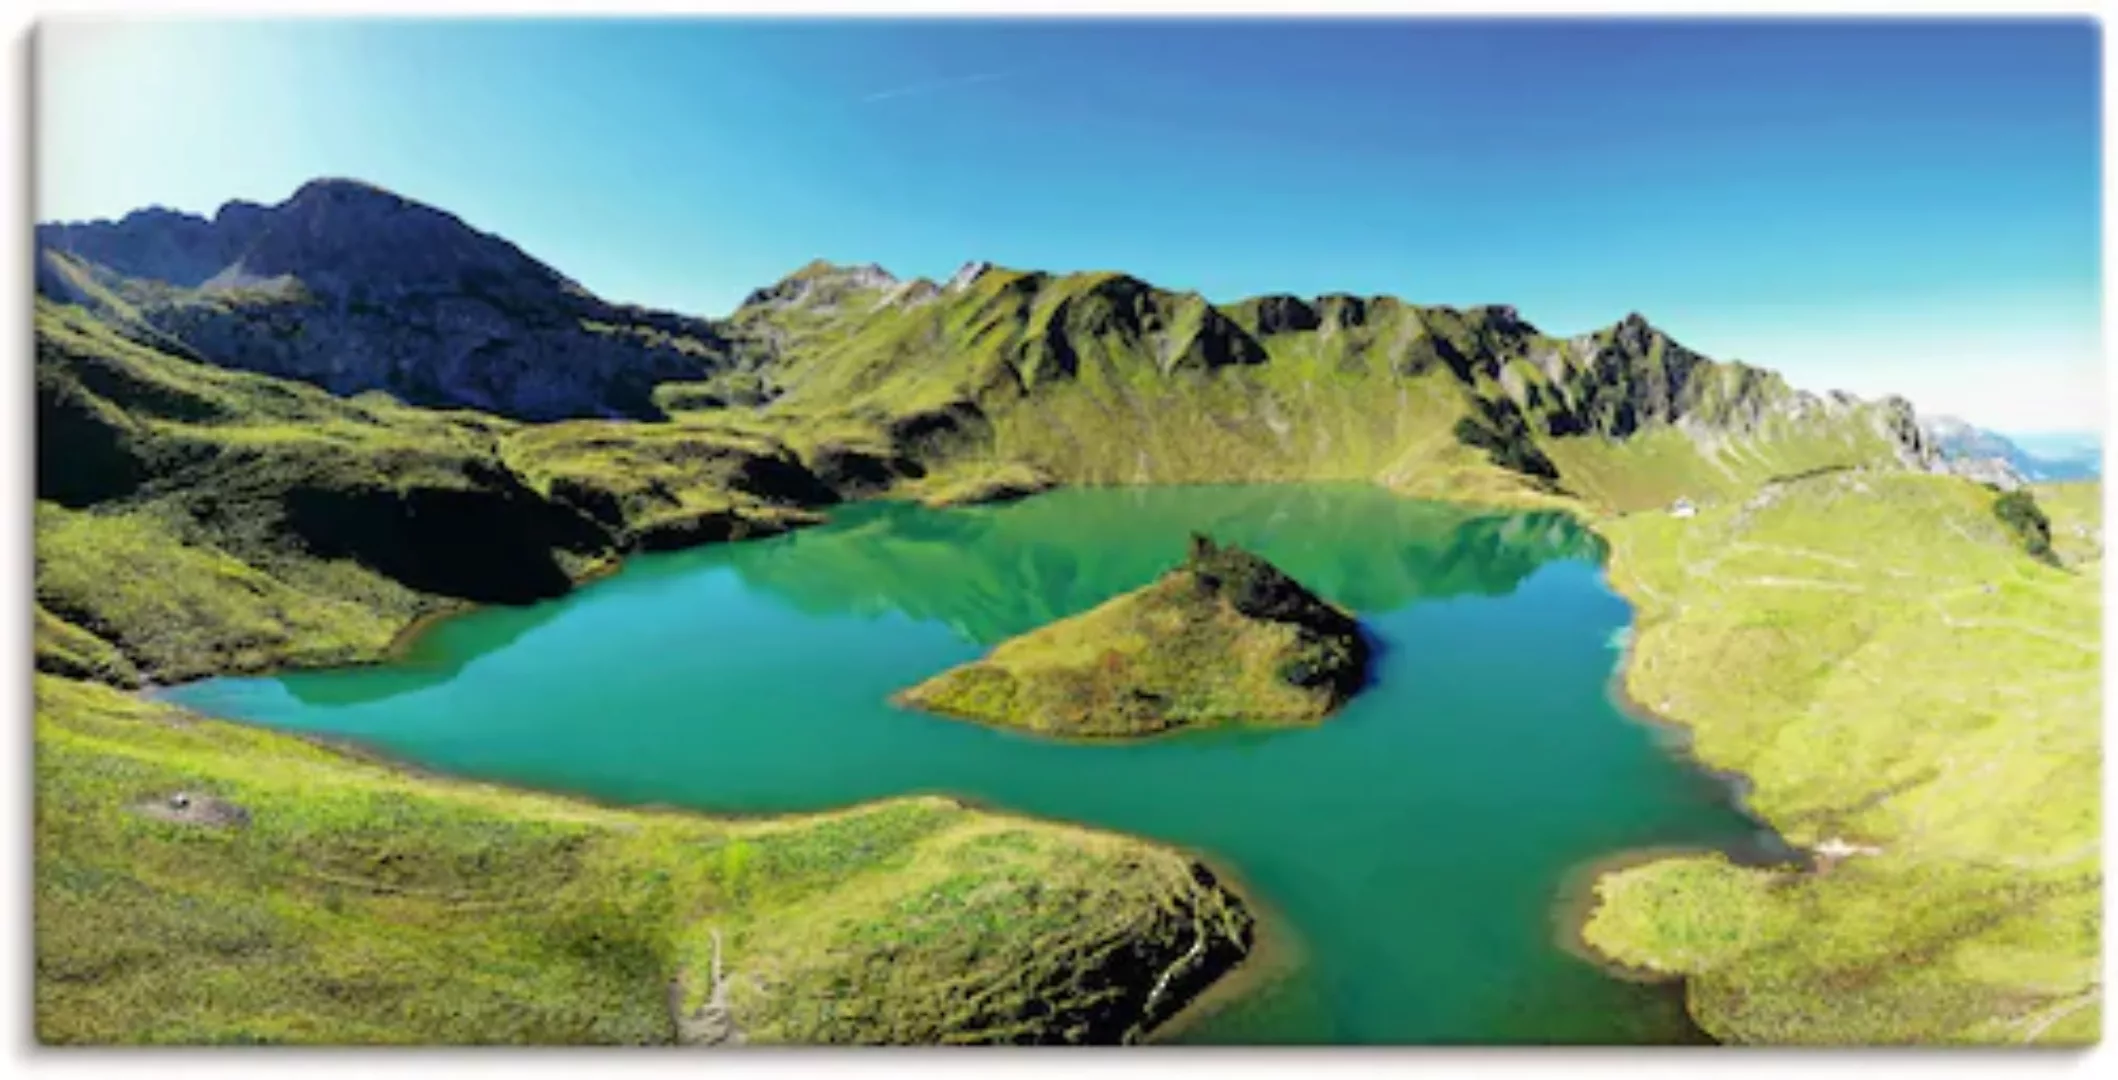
[208, 178, 577, 303]
[1608, 311, 1660, 354]
[1473, 303, 1535, 336]
[37, 177, 726, 421]
[285, 176, 410, 208]
[1249, 294, 1322, 335]
[742, 260, 903, 310]
[946, 260, 993, 292]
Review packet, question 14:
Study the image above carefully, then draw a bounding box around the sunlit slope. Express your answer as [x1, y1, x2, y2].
[35, 676, 1250, 1045]
[1583, 473, 2101, 1044]
[1541, 422, 1912, 513]
[2032, 479, 2103, 572]
[716, 263, 1927, 501]
[34, 293, 1263, 1045]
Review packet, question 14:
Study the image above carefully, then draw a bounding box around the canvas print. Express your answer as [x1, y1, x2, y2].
[29, 16, 2102, 1046]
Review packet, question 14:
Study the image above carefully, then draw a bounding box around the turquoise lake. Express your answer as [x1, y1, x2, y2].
[167, 483, 1780, 1044]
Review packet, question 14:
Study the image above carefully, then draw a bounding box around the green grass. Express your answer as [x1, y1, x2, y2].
[35, 262, 2091, 1047]
[35, 674, 1253, 1044]
[35, 604, 142, 686]
[499, 417, 834, 544]
[2033, 480, 2102, 571]
[35, 501, 421, 683]
[897, 460, 1056, 508]
[33, 293, 1262, 1044]
[33, 297, 849, 680]
[898, 537, 1365, 738]
[715, 263, 1918, 505]
[1579, 472, 2101, 1045]
[1538, 421, 1906, 514]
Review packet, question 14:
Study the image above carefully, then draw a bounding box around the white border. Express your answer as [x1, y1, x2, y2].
[4, 3, 2111, 1078]
[14, 2, 2118, 15]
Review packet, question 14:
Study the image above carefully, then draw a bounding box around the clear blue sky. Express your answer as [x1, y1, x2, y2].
[38, 18, 2103, 432]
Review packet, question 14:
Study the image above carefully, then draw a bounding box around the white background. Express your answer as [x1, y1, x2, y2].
[3, 2, 2111, 1076]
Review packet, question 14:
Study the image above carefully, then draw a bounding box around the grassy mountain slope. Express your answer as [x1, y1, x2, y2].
[716, 262, 1929, 508]
[33, 298, 1258, 1043]
[899, 536, 1367, 738]
[1581, 472, 2100, 1045]
[36, 676, 1250, 1045]
[2033, 480, 2103, 570]
[34, 298, 838, 682]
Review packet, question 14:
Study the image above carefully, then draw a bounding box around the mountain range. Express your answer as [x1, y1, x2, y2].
[1921, 415, 2102, 483]
[38, 177, 2003, 519]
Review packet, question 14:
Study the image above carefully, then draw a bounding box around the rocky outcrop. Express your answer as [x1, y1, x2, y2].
[1233, 294, 1322, 336]
[739, 260, 902, 311]
[806, 443, 921, 497]
[945, 260, 992, 293]
[1534, 313, 1714, 437]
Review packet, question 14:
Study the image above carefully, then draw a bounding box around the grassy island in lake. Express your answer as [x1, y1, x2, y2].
[898, 535, 1369, 738]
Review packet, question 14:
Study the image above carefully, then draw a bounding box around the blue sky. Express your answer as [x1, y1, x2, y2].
[38, 18, 2103, 432]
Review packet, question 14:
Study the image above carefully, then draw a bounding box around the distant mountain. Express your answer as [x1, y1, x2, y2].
[2006, 431, 2102, 480]
[36, 179, 731, 420]
[1921, 416, 2101, 484]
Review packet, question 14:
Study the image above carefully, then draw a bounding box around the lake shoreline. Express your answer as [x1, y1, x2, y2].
[152, 479, 1765, 1045]
[1549, 526, 1815, 1044]
[100, 684, 1278, 1044]
[352, 477, 1531, 678]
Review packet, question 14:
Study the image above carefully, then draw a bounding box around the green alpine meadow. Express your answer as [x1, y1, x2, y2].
[27, 16, 2101, 1051]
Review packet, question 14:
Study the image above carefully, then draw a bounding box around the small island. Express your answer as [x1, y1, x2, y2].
[896, 534, 1370, 738]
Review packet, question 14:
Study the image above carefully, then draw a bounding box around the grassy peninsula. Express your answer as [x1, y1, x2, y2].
[897, 535, 1368, 738]
[37, 676, 1251, 1044]
[1580, 472, 2101, 1045]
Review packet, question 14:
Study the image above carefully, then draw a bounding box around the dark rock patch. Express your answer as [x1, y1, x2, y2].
[808, 444, 921, 498]
[281, 466, 609, 604]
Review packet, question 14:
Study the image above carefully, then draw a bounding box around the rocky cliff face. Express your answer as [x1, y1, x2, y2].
[36, 179, 731, 420]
